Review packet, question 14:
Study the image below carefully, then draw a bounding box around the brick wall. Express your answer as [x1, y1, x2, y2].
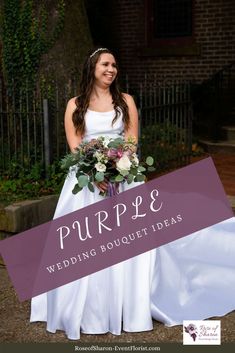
[111, 0, 235, 90]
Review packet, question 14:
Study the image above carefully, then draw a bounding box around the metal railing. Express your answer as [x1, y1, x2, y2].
[0, 78, 77, 173]
[138, 75, 192, 170]
[0, 76, 193, 173]
[192, 61, 235, 141]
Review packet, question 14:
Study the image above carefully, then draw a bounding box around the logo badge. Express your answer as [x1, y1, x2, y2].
[183, 320, 221, 345]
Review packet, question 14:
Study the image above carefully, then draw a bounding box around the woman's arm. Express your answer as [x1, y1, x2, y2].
[64, 97, 82, 152]
[65, 97, 108, 193]
[122, 93, 139, 144]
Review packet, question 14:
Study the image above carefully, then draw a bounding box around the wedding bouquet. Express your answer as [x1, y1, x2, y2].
[61, 136, 155, 196]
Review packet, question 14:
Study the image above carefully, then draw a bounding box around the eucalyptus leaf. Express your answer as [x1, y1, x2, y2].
[72, 183, 82, 194]
[76, 171, 83, 178]
[108, 137, 124, 148]
[147, 166, 156, 172]
[130, 167, 137, 176]
[120, 169, 129, 176]
[127, 173, 134, 184]
[115, 174, 124, 182]
[109, 176, 117, 183]
[60, 154, 77, 170]
[78, 175, 89, 187]
[146, 156, 154, 166]
[95, 172, 104, 182]
[135, 174, 146, 182]
[88, 182, 95, 193]
[138, 165, 146, 172]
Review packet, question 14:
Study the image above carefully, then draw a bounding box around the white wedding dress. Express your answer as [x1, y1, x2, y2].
[30, 109, 235, 340]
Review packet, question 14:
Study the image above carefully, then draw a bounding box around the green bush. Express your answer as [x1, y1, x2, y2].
[0, 159, 65, 205]
[0, 0, 65, 94]
[140, 122, 191, 170]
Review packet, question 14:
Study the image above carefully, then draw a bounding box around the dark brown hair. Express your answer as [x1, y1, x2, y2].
[72, 48, 130, 136]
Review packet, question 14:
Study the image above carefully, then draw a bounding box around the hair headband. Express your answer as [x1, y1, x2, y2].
[89, 47, 108, 58]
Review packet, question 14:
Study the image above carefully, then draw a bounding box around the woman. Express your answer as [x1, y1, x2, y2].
[31, 48, 235, 340]
[31, 47, 156, 339]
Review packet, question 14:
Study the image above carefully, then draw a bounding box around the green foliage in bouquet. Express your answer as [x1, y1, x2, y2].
[61, 136, 155, 195]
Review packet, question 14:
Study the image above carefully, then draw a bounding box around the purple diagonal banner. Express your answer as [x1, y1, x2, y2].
[0, 157, 233, 301]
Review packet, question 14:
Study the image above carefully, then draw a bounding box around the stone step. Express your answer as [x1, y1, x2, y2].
[0, 195, 58, 234]
[199, 140, 235, 154]
[222, 126, 235, 142]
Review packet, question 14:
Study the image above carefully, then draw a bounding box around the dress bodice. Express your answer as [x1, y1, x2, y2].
[83, 109, 124, 141]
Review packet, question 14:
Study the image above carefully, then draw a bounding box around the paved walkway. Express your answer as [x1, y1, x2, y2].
[191, 153, 235, 210]
[188, 153, 235, 196]
[209, 154, 235, 196]
[0, 265, 235, 343]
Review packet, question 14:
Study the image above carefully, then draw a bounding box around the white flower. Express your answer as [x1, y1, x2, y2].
[116, 155, 132, 172]
[94, 151, 108, 164]
[94, 151, 103, 161]
[103, 136, 112, 148]
[95, 162, 106, 172]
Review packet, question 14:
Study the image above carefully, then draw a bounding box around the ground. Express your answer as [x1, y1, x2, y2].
[0, 261, 235, 343]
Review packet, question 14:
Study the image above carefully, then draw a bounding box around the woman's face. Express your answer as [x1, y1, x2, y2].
[94, 53, 118, 87]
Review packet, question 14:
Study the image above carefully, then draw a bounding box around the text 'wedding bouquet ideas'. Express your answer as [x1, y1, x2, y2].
[61, 136, 155, 196]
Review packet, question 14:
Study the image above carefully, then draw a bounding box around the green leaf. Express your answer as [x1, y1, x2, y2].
[115, 174, 124, 182]
[77, 175, 88, 187]
[108, 137, 124, 148]
[135, 174, 146, 182]
[130, 167, 137, 176]
[147, 166, 156, 172]
[120, 169, 129, 176]
[88, 182, 95, 192]
[146, 156, 154, 166]
[138, 166, 146, 172]
[60, 154, 77, 170]
[79, 161, 90, 166]
[72, 183, 82, 194]
[76, 171, 83, 178]
[95, 172, 104, 182]
[99, 191, 106, 197]
[109, 176, 117, 183]
[127, 173, 134, 184]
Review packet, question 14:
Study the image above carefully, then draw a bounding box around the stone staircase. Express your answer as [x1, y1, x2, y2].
[200, 125, 235, 154]
[198, 62, 235, 154]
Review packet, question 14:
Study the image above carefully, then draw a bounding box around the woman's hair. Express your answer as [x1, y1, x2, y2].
[72, 47, 130, 136]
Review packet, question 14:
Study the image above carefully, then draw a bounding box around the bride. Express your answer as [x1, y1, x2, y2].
[30, 47, 235, 340]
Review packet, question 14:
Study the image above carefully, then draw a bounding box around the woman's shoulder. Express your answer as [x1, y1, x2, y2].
[67, 96, 78, 108]
[122, 93, 136, 108]
[65, 97, 79, 115]
[122, 92, 133, 101]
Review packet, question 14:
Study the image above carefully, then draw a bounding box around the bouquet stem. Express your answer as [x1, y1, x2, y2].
[107, 182, 120, 197]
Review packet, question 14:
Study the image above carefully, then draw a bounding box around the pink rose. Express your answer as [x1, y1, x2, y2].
[117, 149, 123, 158]
[107, 148, 117, 158]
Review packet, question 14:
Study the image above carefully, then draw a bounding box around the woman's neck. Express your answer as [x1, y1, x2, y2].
[90, 85, 111, 100]
[89, 84, 114, 111]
